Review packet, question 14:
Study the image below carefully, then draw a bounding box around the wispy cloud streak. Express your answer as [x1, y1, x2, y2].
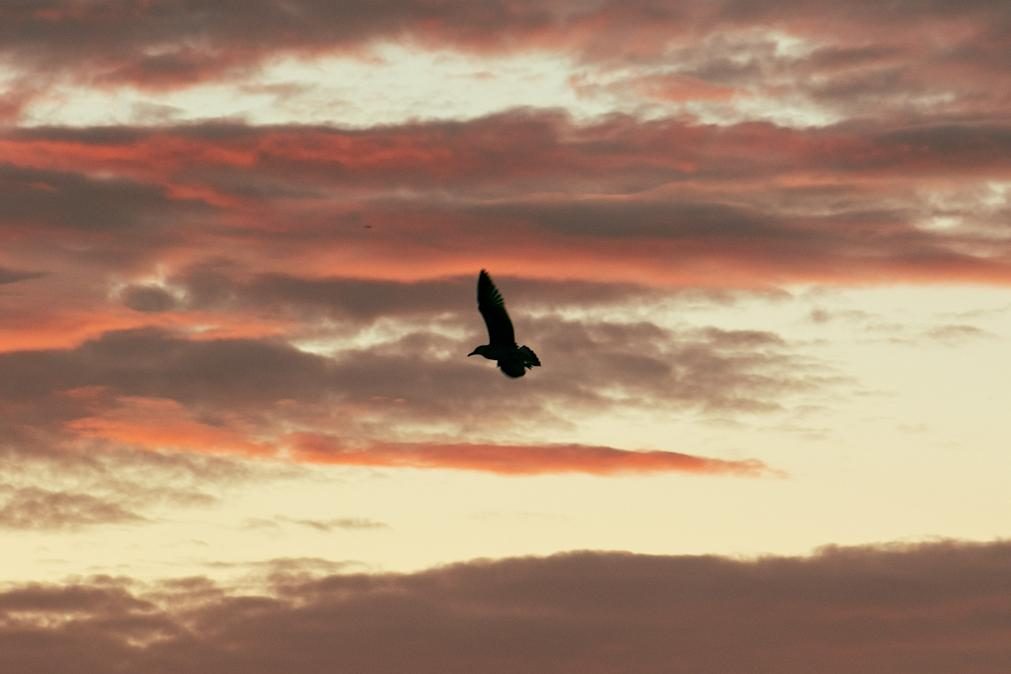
[290, 434, 774, 476]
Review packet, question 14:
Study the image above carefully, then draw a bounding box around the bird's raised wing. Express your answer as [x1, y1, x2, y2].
[477, 270, 515, 346]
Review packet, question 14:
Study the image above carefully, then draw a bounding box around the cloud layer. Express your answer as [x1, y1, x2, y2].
[3, 1, 1009, 126]
[3, 113, 1009, 294]
[0, 487, 145, 530]
[0, 318, 792, 475]
[3, 540, 1010, 673]
[2, 5, 1009, 670]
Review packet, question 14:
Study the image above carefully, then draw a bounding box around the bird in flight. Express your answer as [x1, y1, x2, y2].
[468, 269, 541, 378]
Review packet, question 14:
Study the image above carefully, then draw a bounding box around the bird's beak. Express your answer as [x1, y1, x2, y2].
[467, 349, 478, 357]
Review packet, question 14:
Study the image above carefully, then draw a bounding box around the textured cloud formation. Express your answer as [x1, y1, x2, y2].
[2, 540, 1010, 673]
[2, 1, 1008, 125]
[3, 106, 1000, 484]
[2, 114, 1008, 292]
[0, 316, 813, 474]
[1, 6, 1008, 669]
[0, 487, 145, 530]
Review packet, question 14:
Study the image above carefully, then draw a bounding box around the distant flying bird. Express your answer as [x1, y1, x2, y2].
[468, 269, 541, 378]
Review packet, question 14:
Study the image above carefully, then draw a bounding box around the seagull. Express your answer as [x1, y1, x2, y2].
[468, 269, 541, 378]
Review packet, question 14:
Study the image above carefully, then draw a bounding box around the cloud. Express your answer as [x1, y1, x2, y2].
[8, 113, 1010, 192]
[119, 284, 178, 313]
[290, 517, 387, 531]
[201, 556, 359, 578]
[924, 323, 990, 344]
[0, 581, 152, 615]
[68, 396, 275, 457]
[2, 2, 1007, 82]
[0, 163, 209, 234]
[0, 487, 145, 530]
[0, 162, 212, 275]
[0, 415, 285, 536]
[247, 516, 389, 532]
[0, 327, 335, 411]
[0, 312, 813, 476]
[2, 114, 1009, 289]
[0, 267, 46, 285]
[0, 0, 1006, 135]
[290, 435, 774, 477]
[0, 315, 823, 469]
[2, 540, 1011, 672]
[167, 266, 664, 323]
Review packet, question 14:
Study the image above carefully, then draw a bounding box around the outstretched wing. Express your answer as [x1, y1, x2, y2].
[477, 269, 515, 346]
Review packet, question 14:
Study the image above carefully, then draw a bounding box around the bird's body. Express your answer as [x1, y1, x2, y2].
[468, 270, 540, 377]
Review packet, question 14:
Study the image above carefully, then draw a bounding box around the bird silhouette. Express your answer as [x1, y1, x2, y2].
[468, 270, 541, 377]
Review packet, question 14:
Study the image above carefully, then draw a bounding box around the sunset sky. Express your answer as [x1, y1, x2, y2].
[2, 1, 1011, 671]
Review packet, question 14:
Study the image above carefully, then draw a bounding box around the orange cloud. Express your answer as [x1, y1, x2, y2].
[574, 72, 738, 103]
[6, 111, 1007, 292]
[68, 397, 272, 456]
[288, 433, 774, 476]
[62, 400, 775, 477]
[0, 302, 292, 354]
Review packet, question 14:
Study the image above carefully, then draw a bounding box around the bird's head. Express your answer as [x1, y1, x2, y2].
[468, 345, 491, 358]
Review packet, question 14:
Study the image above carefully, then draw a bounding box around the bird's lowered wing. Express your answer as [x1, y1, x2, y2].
[477, 269, 515, 346]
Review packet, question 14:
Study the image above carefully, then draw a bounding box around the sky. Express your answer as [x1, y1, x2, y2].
[1, 1, 1010, 671]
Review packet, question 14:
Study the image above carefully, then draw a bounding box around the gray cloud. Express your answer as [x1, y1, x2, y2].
[0, 266, 46, 285]
[1, 0, 1004, 140]
[2, 540, 1010, 673]
[0, 162, 212, 270]
[0, 487, 145, 530]
[1, 2, 1007, 88]
[0, 429, 287, 536]
[120, 284, 179, 313]
[0, 309, 823, 422]
[0, 163, 208, 233]
[0, 316, 818, 475]
[167, 264, 663, 322]
[0, 327, 334, 411]
[245, 516, 388, 532]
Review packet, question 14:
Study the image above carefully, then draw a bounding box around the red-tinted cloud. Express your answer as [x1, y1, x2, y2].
[6, 114, 1009, 189]
[2, 3, 1008, 504]
[289, 433, 772, 476]
[0, 1, 1005, 141]
[0, 317, 818, 424]
[2, 540, 1011, 673]
[68, 396, 274, 457]
[2, 114, 1009, 292]
[0, 322, 801, 475]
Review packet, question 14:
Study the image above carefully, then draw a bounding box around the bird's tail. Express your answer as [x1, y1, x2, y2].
[518, 345, 541, 368]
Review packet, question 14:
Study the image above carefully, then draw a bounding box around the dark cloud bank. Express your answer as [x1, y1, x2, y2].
[2, 540, 1009, 673]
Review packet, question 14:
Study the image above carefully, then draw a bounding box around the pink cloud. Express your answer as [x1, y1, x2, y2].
[68, 396, 274, 457]
[2, 113, 1009, 292]
[289, 433, 774, 476]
